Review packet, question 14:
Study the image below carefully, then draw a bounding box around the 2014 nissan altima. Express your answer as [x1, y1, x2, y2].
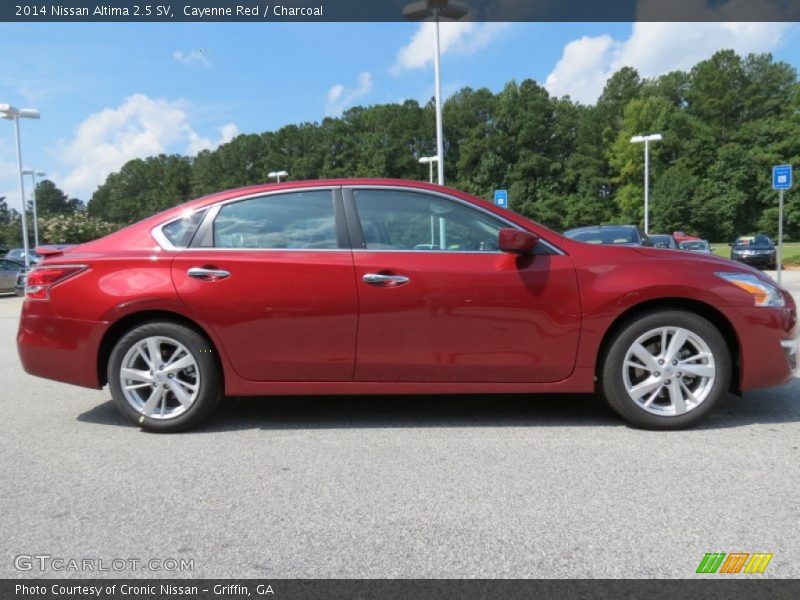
[16, 180, 799, 432]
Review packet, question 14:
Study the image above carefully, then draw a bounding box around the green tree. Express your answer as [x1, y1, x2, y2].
[31, 180, 82, 216]
[89, 154, 192, 223]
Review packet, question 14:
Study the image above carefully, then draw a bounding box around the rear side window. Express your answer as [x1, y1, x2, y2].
[162, 210, 206, 248]
[213, 190, 337, 249]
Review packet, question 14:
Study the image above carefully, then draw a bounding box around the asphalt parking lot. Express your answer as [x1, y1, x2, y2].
[1, 272, 799, 579]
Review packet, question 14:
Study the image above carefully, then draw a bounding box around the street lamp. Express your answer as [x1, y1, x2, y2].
[268, 170, 288, 183]
[0, 103, 40, 268]
[404, 0, 468, 186]
[22, 169, 46, 248]
[630, 133, 662, 234]
[418, 156, 439, 183]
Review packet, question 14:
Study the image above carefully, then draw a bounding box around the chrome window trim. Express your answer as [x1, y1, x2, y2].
[346, 184, 566, 256]
[151, 183, 566, 256]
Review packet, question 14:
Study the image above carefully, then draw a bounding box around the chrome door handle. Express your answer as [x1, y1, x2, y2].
[363, 273, 410, 287]
[187, 267, 230, 280]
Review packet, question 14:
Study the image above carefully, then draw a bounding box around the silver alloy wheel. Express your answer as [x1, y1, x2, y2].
[119, 336, 200, 420]
[621, 326, 716, 417]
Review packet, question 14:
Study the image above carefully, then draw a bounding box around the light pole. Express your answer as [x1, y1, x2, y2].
[404, 0, 468, 186]
[630, 133, 662, 234]
[268, 170, 288, 183]
[0, 103, 40, 268]
[418, 156, 439, 183]
[22, 169, 46, 248]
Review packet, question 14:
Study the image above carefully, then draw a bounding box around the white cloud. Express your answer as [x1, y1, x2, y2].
[173, 49, 211, 67]
[187, 122, 239, 155]
[392, 22, 509, 73]
[325, 72, 373, 116]
[544, 35, 617, 105]
[545, 21, 791, 104]
[58, 93, 237, 198]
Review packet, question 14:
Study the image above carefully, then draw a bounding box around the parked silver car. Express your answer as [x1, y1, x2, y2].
[0, 259, 24, 294]
[679, 240, 714, 254]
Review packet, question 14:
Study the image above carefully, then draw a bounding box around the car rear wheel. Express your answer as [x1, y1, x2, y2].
[108, 321, 223, 432]
[600, 310, 731, 429]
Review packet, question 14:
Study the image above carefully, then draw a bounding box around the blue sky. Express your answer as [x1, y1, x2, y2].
[0, 21, 798, 209]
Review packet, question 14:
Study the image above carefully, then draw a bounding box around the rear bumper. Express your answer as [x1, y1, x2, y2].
[17, 300, 106, 389]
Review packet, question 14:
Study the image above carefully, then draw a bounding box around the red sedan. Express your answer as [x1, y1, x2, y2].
[17, 179, 799, 432]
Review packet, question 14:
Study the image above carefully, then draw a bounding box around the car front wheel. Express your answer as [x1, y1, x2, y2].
[108, 321, 223, 432]
[601, 310, 731, 429]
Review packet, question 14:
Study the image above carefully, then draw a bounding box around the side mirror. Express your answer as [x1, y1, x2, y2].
[499, 228, 539, 254]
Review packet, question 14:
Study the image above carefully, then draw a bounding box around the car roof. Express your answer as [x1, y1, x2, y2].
[181, 178, 484, 209]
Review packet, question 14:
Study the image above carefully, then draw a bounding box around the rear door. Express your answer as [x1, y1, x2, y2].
[344, 186, 582, 383]
[170, 187, 358, 382]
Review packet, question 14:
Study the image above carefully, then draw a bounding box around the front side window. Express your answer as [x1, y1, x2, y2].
[353, 189, 504, 252]
[213, 190, 337, 249]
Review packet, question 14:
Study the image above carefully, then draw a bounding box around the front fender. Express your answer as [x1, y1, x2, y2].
[570, 253, 751, 370]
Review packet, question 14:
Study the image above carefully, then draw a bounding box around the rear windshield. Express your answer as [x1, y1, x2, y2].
[681, 241, 708, 250]
[566, 228, 637, 244]
[649, 235, 673, 245]
[162, 209, 207, 247]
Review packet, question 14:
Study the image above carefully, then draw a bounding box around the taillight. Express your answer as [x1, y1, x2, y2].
[25, 265, 87, 300]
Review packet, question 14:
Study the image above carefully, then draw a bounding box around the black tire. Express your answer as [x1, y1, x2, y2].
[108, 321, 223, 432]
[600, 310, 731, 430]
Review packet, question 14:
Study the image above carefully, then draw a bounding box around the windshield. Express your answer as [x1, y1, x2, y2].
[733, 235, 772, 248]
[564, 227, 637, 244]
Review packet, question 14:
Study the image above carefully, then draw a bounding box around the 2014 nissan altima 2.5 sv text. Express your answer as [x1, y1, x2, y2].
[16, 179, 799, 432]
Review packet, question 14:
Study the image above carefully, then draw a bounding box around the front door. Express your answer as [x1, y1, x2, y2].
[346, 187, 581, 383]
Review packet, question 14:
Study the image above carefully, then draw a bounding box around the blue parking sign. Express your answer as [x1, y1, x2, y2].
[494, 189, 508, 208]
[773, 165, 792, 190]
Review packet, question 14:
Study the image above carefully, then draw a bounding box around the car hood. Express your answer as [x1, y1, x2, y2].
[633, 247, 726, 263]
[631, 246, 775, 280]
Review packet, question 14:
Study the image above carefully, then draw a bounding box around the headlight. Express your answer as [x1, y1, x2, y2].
[716, 272, 785, 307]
